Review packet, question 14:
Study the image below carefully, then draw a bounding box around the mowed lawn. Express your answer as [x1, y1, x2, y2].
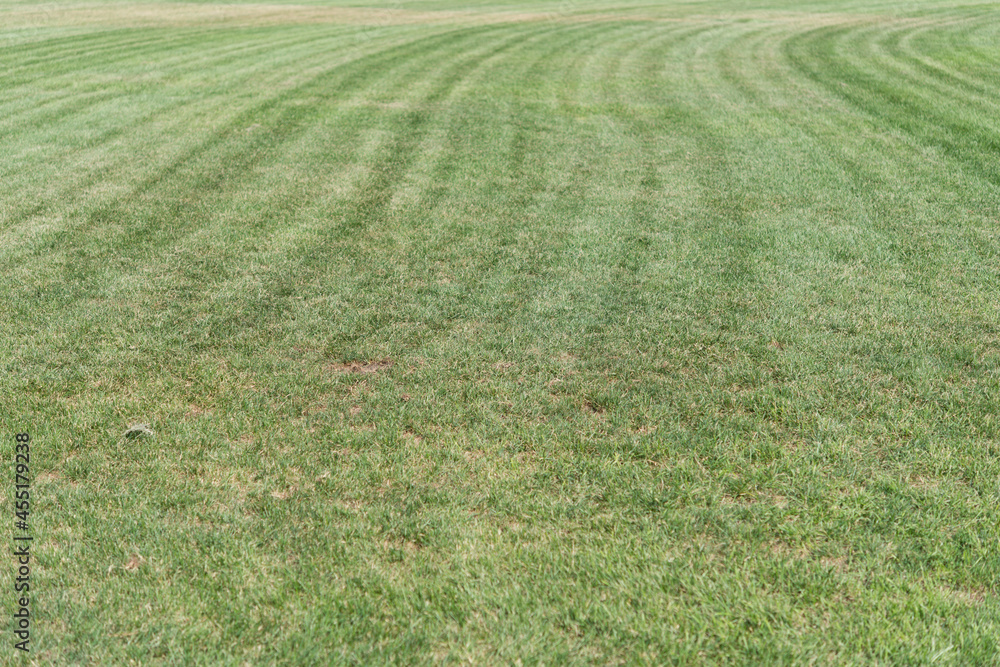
[2, 0, 999, 663]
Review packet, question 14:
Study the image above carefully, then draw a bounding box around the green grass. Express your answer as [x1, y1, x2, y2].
[2, 0, 999, 663]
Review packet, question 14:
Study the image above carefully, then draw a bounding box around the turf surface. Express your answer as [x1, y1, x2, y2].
[2, 0, 999, 663]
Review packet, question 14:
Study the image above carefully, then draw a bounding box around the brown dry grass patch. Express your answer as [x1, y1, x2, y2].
[326, 358, 393, 374]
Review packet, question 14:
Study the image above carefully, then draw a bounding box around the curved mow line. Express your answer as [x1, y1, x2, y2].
[120, 23, 601, 315]
[866, 12, 1000, 105]
[613, 22, 729, 121]
[2, 25, 360, 95]
[622, 14, 988, 238]
[712, 22, 805, 103]
[0, 29, 405, 226]
[958, 16, 1000, 66]
[382, 21, 624, 210]
[541, 24, 723, 301]
[366, 22, 661, 329]
[279, 21, 620, 273]
[581, 22, 703, 112]
[895, 13, 1000, 100]
[2, 26, 509, 245]
[0, 30, 317, 128]
[5, 27, 222, 77]
[311, 24, 578, 228]
[781, 15, 1000, 190]
[799, 11, 999, 105]
[732, 12, 980, 109]
[660, 17, 832, 129]
[709, 17, 964, 123]
[61, 24, 552, 278]
[787, 12, 1000, 118]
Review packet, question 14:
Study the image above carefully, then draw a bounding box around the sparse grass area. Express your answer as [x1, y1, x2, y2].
[2, 0, 999, 663]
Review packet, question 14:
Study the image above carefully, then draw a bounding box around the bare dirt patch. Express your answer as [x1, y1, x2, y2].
[270, 486, 297, 501]
[326, 359, 393, 375]
[123, 553, 145, 572]
[185, 404, 211, 418]
[402, 430, 424, 445]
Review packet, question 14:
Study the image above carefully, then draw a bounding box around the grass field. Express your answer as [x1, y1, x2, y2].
[2, 0, 999, 663]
